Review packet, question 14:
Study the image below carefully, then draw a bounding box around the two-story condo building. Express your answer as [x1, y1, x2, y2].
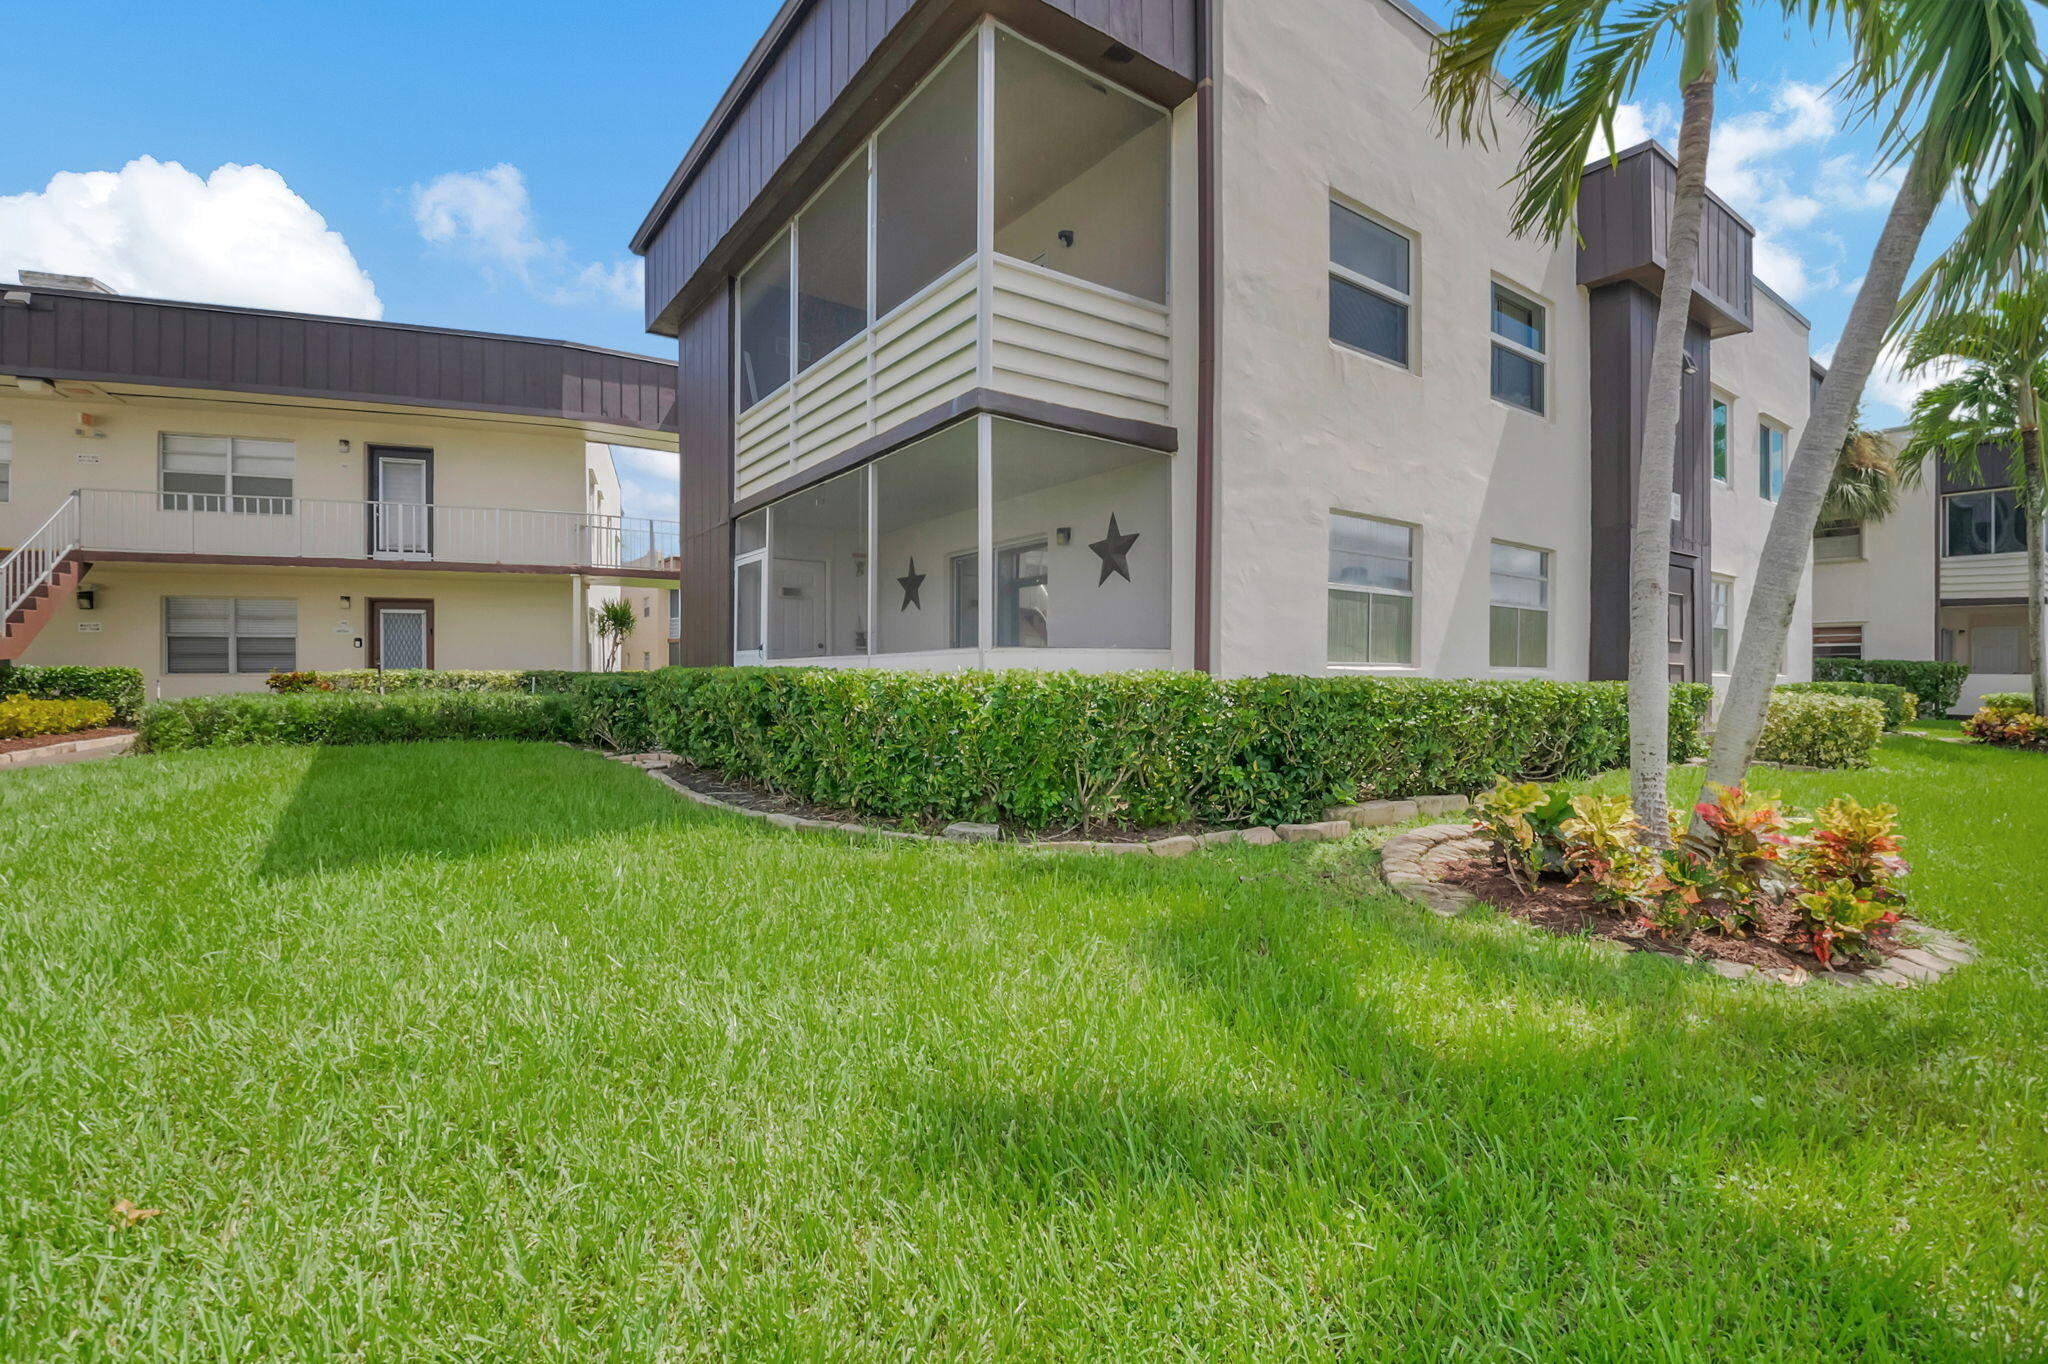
[1811, 434, 2027, 715]
[633, 0, 1815, 683]
[0, 275, 680, 696]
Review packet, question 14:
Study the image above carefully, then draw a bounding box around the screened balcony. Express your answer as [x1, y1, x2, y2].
[733, 21, 1174, 501]
[734, 417, 1171, 667]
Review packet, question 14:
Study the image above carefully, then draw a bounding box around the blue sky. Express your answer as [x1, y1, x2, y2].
[0, 1, 1964, 520]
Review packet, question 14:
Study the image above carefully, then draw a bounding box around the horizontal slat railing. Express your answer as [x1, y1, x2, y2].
[70, 489, 678, 574]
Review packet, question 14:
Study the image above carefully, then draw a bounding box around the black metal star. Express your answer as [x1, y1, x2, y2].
[1089, 514, 1140, 585]
[897, 557, 926, 610]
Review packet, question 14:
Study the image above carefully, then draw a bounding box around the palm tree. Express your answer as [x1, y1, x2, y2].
[1821, 403, 1901, 527]
[1696, 0, 2048, 801]
[1893, 283, 2048, 711]
[592, 597, 639, 672]
[1429, 0, 1740, 843]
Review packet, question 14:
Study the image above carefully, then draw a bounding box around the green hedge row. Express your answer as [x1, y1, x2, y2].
[1777, 680, 1915, 730]
[135, 691, 574, 752]
[0, 665, 145, 722]
[646, 669, 1715, 829]
[134, 673, 660, 753]
[1814, 658, 1969, 714]
[266, 668, 577, 694]
[1754, 691, 1886, 768]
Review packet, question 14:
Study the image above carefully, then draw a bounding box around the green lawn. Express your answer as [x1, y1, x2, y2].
[3, 736, 2044, 1360]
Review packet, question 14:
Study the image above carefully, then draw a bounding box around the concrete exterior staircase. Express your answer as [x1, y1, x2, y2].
[1, 494, 86, 664]
[1, 555, 89, 662]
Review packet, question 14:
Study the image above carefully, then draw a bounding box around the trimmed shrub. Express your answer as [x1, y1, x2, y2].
[0, 664, 145, 721]
[1813, 658, 1969, 715]
[1777, 681, 1915, 730]
[561, 673, 659, 753]
[646, 669, 1715, 829]
[135, 692, 573, 752]
[265, 668, 561, 694]
[0, 694, 116, 740]
[1980, 691, 2032, 715]
[1753, 692, 1885, 769]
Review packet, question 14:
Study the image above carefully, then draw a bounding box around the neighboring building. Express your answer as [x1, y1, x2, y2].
[1811, 433, 2019, 715]
[633, 0, 1815, 686]
[0, 278, 680, 696]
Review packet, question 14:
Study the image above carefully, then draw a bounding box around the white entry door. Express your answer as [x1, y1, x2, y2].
[769, 558, 828, 657]
[376, 606, 429, 670]
[373, 452, 430, 557]
[1975, 625, 2022, 674]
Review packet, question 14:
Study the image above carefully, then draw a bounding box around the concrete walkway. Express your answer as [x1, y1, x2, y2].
[0, 732, 136, 771]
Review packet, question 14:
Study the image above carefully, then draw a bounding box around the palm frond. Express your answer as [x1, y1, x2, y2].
[1426, 0, 1743, 243]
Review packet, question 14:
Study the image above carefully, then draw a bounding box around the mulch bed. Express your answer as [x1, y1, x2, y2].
[0, 727, 133, 756]
[659, 761, 1226, 843]
[1439, 855, 1906, 975]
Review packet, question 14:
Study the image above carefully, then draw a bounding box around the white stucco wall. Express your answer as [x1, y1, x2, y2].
[1706, 288, 1817, 686]
[1211, 0, 1592, 680]
[1809, 444, 1939, 663]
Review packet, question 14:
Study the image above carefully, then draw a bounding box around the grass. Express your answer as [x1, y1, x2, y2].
[2, 736, 2044, 1360]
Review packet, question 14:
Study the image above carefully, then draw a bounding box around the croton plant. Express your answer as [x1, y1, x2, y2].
[1471, 780, 1909, 967]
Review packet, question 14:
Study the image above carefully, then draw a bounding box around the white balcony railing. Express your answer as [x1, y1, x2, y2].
[69, 488, 679, 574]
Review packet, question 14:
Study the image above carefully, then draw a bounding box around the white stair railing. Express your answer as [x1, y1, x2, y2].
[1, 493, 81, 628]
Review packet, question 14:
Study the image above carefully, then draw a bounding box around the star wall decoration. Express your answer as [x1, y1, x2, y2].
[897, 557, 926, 610]
[1089, 514, 1140, 585]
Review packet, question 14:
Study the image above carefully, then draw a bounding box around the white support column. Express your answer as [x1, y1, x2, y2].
[864, 464, 878, 657]
[570, 573, 588, 671]
[974, 18, 996, 389]
[976, 413, 994, 659]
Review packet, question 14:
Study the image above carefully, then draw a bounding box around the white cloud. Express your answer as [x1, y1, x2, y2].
[1590, 102, 1673, 163]
[1862, 334, 1962, 424]
[609, 444, 680, 523]
[0, 157, 381, 317]
[413, 164, 641, 309]
[1709, 80, 1839, 222]
[1752, 233, 1836, 301]
[1815, 153, 1904, 211]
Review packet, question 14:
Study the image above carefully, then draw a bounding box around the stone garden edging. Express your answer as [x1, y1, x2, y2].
[609, 750, 1471, 857]
[1380, 822, 1979, 988]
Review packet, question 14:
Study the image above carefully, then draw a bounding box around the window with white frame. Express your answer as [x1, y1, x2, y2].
[1328, 201, 1412, 366]
[1944, 488, 2027, 556]
[1758, 421, 1786, 500]
[1327, 513, 1415, 667]
[1488, 542, 1549, 668]
[0, 421, 10, 502]
[1711, 397, 1730, 483]
[164, 596, 297, 674]
[1489, 284, 1546, 413]
[159, 434, 296, 513]
[1711, 576, 1733, 673]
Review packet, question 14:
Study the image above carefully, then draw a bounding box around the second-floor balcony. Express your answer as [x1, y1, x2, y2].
[732, 22, 1175, 502]
[61, 487, 680, 578]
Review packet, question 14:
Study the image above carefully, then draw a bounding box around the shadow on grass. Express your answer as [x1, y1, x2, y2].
[873, 847, 1989, 1349]
[255, 742, 681, 879]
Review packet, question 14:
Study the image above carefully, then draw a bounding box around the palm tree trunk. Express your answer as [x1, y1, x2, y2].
[1696, 146, 1941, 799]
[1628, 67, 1716, 844]
[2023, 417, 2046, 715]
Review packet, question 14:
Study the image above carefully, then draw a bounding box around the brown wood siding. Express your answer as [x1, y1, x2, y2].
[675, 291, 737, 665]
[1578, 146, 1754, 337]
[636, 0, 1198, 333]
[0, 288, 677, 434]
[1586, 281, 1714, 681]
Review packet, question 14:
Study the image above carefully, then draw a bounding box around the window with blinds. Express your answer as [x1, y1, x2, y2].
[0, 421, 11, 503]
[159, 434, 296, 513]
[165, 597, 297, 674]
